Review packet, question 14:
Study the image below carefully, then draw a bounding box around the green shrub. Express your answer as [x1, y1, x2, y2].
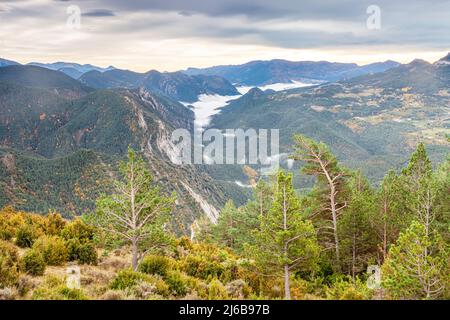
[31, 275, 87, 300]
[22, 250, 46, 276]
[139, 255, 171, 277]
[110, 269, 148, 290]
[66, 239, 98, 265]
[61, 219, 95, 242]
[32, 235, 68, 266]
[149, 276, 170, 297]
[15, 224, 38, 248]
[325, 276, 371, 300]
[165, 270, 188, 297]
[0, 216, 14, 241]
[43, 212, 66, 236]
[182, 255, 225, 280]
[0, 241, 20, 288]
[77, 243, 98, 265]
[62, 219, 98, 265]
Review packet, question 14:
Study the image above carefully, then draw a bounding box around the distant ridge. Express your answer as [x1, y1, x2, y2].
[183, 59, 401, 86]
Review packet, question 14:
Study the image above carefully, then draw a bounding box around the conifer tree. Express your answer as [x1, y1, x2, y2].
[90, 148, 175, 270]
[373, 170, 410, 261]
[382, 221, 449, 299]
[248, 171, 320, 299]
[401, 143, 437, 239]
[339, 171, 378, 278]
[291, 134, 347, 265]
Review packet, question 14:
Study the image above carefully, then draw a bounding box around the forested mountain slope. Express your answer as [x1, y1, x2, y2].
[209, 57, 450, 182]
[0, 67, 236, 230]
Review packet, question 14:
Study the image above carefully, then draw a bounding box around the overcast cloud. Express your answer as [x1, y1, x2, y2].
[0, 0, 448, 71]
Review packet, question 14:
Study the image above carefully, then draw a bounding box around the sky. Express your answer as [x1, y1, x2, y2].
[0, 0, 449, 72]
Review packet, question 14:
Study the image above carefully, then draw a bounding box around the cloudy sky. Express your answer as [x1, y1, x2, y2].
[0, 0, 449, 71]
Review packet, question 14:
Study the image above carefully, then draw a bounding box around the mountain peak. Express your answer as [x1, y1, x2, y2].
[434, 52, 450, 66]
[0, 58, 20, 67]
[408, 59, 430, 67]
[439, 52, 450, 61]
[243, 87, 265, 97]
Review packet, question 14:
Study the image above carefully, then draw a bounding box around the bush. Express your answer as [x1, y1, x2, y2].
[0, 240, 20, 288]
[0, 216, 14, 241]
[182, 255, 225, 280]
[139, 255, 171, 277]
[61, 219, 95, 243]
[165, 270, 188, 297]
[31, 275, 87, 300]
[110, 269, 148, 290]
[62, 219, 98, 265]
[22, 250, 46, 276]
[325, 276, 371, 300]
[66, 239, 98, 265]
[77, 243, 98, 265]
[32, 235, 68, 266]
[43, 212, 66, 236]
[15, 224, 39, 248]
[133, 277, 170, 299]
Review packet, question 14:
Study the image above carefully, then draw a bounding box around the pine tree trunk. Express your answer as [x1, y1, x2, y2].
[284, 264, 291, 300]
[132, 239, 138, 271]
[352, 232, 356, 282]
[330, 185, 340, 264]
[282, 184, 291, 300]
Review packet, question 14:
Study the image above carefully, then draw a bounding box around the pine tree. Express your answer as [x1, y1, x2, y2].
[373, 170, 410, 262]
[89, 147, 175, 270]
[382, 221, 449, 299]
[248, 171, 320, 299]
[339, 171, 378, 279]
[291, 134, 347, 266]
[401, 143, 437, 239]
[209, 200, 239, 248]
[433, 156, 450, 241]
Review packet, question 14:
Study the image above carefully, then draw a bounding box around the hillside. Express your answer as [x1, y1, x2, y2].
[209, 57, 450, 182]
[0, 66, 91, 96]
[0, 74, 240, 231]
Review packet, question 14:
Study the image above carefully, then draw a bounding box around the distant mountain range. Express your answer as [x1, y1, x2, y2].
[0, 59, 115, 79]
[0, 57, 402, 96]
[184, 59, 400, 86]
